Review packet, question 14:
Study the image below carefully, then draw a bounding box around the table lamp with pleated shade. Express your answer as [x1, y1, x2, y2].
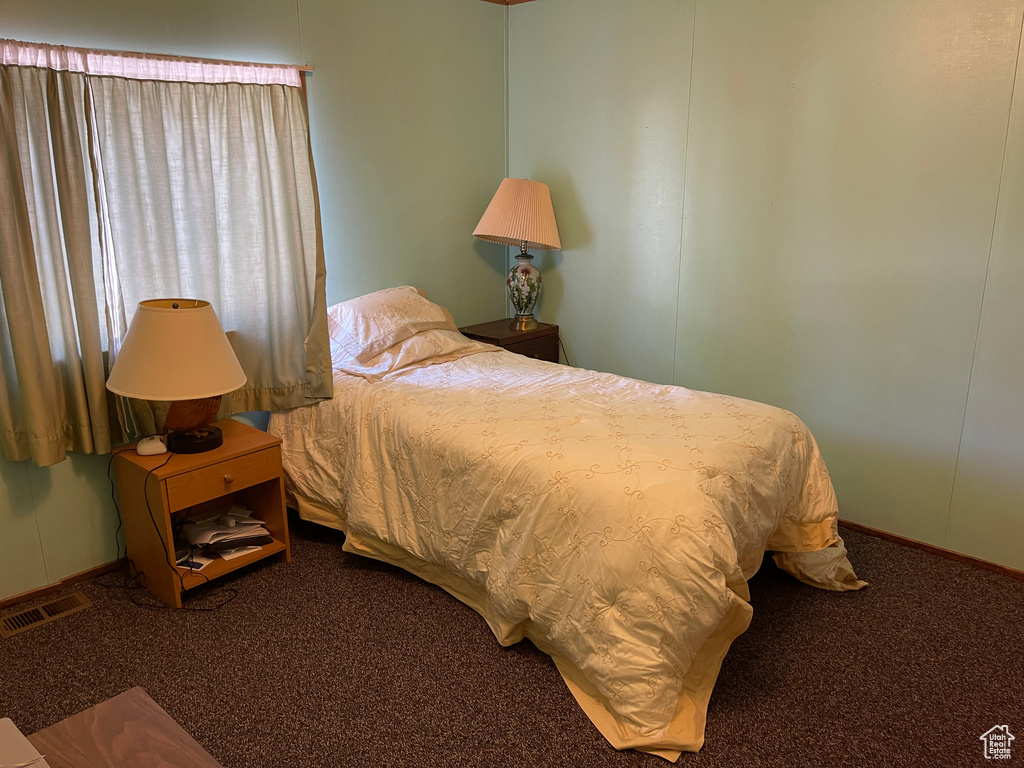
[473, 178, 561, 331]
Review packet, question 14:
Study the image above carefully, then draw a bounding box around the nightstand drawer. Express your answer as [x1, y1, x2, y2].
[505, 334, 558, 362]
[165, 446, 281, 512]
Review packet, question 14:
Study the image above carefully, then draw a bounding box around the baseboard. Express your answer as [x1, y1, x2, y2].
[840, 520, 1024, 582]
[4, 522, 1020, 610]
[0, 559, 125, 612]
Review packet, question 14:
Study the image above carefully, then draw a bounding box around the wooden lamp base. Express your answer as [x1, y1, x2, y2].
[164, 396, 224, 454]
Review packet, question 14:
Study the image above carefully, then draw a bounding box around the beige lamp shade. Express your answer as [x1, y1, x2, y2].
[472, 178, 561, 251]
[105, 299, 247, 401]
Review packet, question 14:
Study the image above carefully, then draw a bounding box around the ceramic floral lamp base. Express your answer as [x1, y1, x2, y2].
[508, 253, 541, 330]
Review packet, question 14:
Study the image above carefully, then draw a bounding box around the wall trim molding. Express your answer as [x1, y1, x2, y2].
[840, 519, 1024, 582]
[0, 559, 124, 611]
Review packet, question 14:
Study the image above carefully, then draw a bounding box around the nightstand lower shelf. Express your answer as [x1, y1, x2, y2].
[175, 539, 287, 589]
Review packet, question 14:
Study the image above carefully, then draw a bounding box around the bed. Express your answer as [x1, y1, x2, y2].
[268, 286, 866, 760]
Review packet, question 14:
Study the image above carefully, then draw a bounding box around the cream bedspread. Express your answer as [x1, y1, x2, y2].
[269, 349, 865, 759]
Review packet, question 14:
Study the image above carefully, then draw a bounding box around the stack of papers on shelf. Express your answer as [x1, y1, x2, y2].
[181, 505, 273, 555]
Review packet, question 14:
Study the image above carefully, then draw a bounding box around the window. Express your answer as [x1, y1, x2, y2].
[0, 39, 331, 466]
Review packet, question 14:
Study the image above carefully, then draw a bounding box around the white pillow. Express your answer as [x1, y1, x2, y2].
[326, 286, 458, 364]
[332, 328, 492, 380]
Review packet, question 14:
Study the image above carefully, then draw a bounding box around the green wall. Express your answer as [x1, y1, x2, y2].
[510, 0, 1024, 570]
[0, 0, 508, 600]
[4, 0, 1024, 601]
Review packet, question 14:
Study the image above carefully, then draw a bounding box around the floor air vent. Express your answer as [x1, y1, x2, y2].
[0, 591, 93, 638]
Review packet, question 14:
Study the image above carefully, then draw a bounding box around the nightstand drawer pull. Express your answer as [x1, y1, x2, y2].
[223, 473, 234, 484]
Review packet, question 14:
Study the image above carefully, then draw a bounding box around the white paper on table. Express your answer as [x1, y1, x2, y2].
[217, 545, 263, 560]
[0, 718, 50, 767]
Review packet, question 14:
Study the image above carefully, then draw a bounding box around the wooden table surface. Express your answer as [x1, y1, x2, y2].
[29, 687, 224, 768]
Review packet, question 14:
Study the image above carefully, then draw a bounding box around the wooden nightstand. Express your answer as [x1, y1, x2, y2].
[112, 419, 290, 608]
[459, 319, 559, 363]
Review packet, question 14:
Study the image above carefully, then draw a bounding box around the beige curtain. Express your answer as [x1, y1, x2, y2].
[0, 65, 110, 466]
[0, 39, 332, 462]
[90, 76, 332, 436]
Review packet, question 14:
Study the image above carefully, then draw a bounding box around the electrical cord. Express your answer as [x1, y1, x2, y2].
[557, 335, 574, 367]
[105, 449, 125, 559]
[142, 452, 191, 596]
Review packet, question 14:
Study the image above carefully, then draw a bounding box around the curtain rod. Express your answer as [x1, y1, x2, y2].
[8, 38, 313, 73]
[84, 43, 311, 72]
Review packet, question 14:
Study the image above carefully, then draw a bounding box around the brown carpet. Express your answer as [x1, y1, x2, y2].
[1, 518, 1021, 767]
